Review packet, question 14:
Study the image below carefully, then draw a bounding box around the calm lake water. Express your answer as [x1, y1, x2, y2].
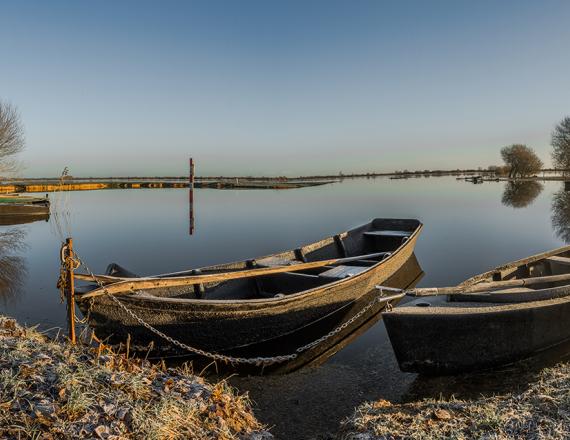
[1, 176, 568, 439]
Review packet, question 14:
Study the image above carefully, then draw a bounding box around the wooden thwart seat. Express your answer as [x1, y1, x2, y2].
[318, 265, 369, 280]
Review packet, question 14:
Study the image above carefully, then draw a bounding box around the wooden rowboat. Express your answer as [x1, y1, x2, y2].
[0, 195, 50, 217]
[75, 218, 422, 370]
[383, 245, 570, 375]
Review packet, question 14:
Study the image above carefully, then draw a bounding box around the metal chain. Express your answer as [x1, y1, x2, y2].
[295, 294, 388, 353]
[73, 250, 395, 366]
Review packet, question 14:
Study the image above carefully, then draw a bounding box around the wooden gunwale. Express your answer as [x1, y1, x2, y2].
[77, 220, 423, 362]
[460, 244, 570, 287]
[400, 245, 570, 307]
[77, 222, 423, 308]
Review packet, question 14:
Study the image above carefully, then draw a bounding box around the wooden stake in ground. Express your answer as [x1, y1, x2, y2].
[63, 237, 76, 344]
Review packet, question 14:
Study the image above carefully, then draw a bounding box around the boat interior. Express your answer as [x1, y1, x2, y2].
[100, 218, 421, 301]
[447, 249, 570, 304]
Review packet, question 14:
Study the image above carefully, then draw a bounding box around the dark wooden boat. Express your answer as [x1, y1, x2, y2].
[76, 218, 422, 370]
[383, 245, 570, 375]
[0, 195, 50, 216]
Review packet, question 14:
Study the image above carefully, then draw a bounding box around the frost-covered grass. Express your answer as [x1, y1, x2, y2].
[0, 316, 271, 440]
[339, 364, 570, 440]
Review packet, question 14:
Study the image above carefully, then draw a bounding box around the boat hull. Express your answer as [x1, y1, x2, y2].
[384, 245, 570, 375]
[78, 219, 422, 369]
[384, 294, 570, 374]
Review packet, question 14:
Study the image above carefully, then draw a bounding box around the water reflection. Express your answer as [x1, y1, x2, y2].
[552, 189, 570, 242]
[0, 228, 27, 305]
[0, 212, 49, 226]
[404, 336, 570, 402]
[501, 181, 543, 208]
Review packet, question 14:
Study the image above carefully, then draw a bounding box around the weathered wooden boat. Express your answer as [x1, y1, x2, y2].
[0, 194, 50, 216]
[383, 245, 570, 375]
[75, 218, 422, 371]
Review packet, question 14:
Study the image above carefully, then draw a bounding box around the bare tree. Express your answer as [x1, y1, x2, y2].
[0, 101, 25, 174]
[552, 117, 570, 173]
[500, 144, 543, 178]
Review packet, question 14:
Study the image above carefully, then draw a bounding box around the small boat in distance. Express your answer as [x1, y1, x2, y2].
[75, 218, 422, 372]
[0, 194, 50, 217]
[383, 245, 570, 375]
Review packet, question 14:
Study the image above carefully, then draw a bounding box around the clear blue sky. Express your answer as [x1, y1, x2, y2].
[2, 0, 569, 177]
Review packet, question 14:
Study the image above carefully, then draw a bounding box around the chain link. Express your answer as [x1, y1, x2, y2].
[295, 294, 389, 353]
[73, 249, 396, 366]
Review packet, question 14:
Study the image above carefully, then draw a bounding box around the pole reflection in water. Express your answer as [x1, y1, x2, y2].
[189, 157, 195, 235]
[501, 181, 544, 208]
[0, 228, 27, 305]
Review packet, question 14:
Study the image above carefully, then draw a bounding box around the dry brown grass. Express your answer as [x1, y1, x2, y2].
[338, 364, 570, 440]
[0, 316, 272, 440]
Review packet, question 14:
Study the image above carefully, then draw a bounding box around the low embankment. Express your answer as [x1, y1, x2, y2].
[0, 178, 334, 193]
[0, 316, 272, 439]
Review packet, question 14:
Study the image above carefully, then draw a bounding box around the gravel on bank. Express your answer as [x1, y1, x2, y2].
[338, 363, 570, 440]
[0, 316, 272, 440]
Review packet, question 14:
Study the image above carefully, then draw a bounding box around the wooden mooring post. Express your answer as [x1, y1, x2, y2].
[189, 158, 195, 235]
[64, 238, 76, 344]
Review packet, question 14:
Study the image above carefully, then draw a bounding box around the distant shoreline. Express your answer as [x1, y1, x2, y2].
[0, 177, 336, 193]
[1, 169, 569, 194]
[2, 168, 569, 182]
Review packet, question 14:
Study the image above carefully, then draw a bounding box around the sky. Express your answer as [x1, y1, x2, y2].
[1, 0, 570, 177]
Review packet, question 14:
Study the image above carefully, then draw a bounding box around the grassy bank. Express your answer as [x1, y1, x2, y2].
[0, 316, 272, 439]
[338, 363, 570, 440]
